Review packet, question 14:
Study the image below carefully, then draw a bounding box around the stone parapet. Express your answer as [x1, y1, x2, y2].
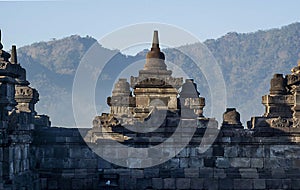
[27, 126, 300, 190]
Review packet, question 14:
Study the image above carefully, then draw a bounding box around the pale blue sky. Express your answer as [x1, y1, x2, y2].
[1, 0, 300, 49]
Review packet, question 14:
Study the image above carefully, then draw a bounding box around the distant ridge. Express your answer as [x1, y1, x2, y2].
[17, 22, 300, 126]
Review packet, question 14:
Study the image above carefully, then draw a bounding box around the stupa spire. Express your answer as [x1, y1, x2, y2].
[11, 45, 17, 64]
[151, 30, 159, 50]
[144, 31, 166, 70]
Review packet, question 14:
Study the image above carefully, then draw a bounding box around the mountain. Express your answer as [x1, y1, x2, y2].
[17, 23, 300, 127]
[203, 23, 300, 122]
[18, 35, 97, 126]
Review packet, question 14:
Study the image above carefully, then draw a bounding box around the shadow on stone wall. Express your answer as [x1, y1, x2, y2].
[30, 118, 300, 190]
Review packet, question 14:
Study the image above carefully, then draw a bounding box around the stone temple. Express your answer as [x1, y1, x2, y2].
[84, 31, 211, 143]
[1, 30, 300, 190]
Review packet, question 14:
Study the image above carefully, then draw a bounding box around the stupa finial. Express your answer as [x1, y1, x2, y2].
[152, 30, 159, 49]
[11, 45, 17, 64]
[144, 30, 166, 70]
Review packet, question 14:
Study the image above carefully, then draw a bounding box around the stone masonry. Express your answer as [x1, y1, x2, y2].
[0, 30, 300, 190]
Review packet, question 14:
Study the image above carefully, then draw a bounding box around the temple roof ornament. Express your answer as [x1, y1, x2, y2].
[222, 108, 243, 128]
[144, 30, 167, 71]
[112, 78, 131, 96]
[291, 60, 300, 74]
[132, 31, 179, 88]
[269, 74, 287, 95]
[179, 79, 200, 98]
[11, 45, 18, 64]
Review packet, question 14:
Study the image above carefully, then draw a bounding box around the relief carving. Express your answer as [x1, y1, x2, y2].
[293, 118, 300, 128]
[267, 117, 291, 128]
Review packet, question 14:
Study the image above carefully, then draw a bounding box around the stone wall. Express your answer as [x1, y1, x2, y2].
[0, 112, 41, 190]
[28, 126, 300, 190]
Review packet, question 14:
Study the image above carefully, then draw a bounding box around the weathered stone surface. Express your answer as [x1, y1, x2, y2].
[188, 157, 203, 168]
[136, 178, 151, 189]
[131, 169, 144, 178]
[271, 168, 286, 178]
[152, 178, 163, 189]
[250, 158, 263, 168]
[219, 178, 233, 190]
[159, 169, 170, 178]
[270, 145, 300, 158]
[176, 178, 191, 189]
[190, 178, 203, 189]
[170, 168, 184, 178]
[184, 168, 199, 178]
[119, 176, 137, 190]
[234, 179, 253, 190]
[214, 168, 226, 179]
[282, 179, 292, 189]
[224, 146, 238, 157]
[225, 168, 241, 178]
[179, 158, 189, 168]
[213, 145, 224, 156]
[199, 168, 213, 178]
[239, 168, 259, 179]
[291, 179, 300, 190]
[216, 157, 230, 169]
[203, 179, 218, 190]
[253, 179, 266, 189]
[48, 180, 58, 190]
[230, 158, 250, 168]
[265, 179, 283, 189]
[163, 178, 175, 189]
[264, 157, 290, 169]
[144, 168, 159, 178]
[204, 158, 216, 167]
[163, 158, 180, 169]
[238, 145, 264, 158]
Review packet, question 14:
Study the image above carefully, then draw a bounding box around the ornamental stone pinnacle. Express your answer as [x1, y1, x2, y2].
[11, 45, 17, 64]
[144, 30, 166, 71]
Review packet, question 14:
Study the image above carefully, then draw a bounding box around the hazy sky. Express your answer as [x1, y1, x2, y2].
[1, 0, 300, 49]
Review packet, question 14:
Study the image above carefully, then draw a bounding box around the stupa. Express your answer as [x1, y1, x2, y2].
[85, 31, 213, 143]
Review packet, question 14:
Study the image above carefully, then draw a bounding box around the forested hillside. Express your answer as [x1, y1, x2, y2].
[17, 23, 300, 126]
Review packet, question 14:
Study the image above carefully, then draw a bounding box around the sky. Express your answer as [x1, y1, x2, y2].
[1, 0, 300, 50]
